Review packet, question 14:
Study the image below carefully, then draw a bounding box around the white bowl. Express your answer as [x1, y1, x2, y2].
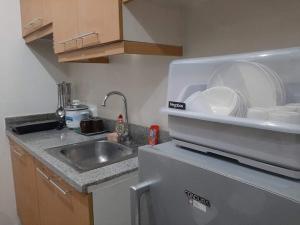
[201, 87, 239, 116]
[268, 111, 300, 124]
[184, 91, 212, 113]
[185, 87, 239, 116]
[235, 91, 248, 117]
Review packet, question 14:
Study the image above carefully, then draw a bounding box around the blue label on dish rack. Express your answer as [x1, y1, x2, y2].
[169, 101, 186, 110]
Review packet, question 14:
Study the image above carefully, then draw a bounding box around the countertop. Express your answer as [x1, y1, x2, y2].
[6, 128, 138, 192]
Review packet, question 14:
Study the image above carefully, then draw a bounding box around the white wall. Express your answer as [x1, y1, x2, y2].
[0, 0, 68, 224]
[184, 0, 300, 57]
[69, 0, 300, 131]
[69, 55, 176, 130]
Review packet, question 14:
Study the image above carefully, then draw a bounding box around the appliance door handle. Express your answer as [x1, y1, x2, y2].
[130, 181, 153, 225]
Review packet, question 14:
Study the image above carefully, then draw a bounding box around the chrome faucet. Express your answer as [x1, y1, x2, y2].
[102, 91, 130, 141]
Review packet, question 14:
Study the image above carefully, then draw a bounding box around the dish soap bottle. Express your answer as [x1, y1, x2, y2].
[115, 114, 125, 139]
[148, 125, 160, 146]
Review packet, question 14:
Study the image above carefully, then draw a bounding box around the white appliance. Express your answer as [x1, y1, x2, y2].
[131, 142, 300, 225]
[162, 47, 300, 179]
[130, 48, 300, 225]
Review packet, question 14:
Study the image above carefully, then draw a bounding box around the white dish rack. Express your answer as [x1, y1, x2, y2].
[162, 47, 300, 179]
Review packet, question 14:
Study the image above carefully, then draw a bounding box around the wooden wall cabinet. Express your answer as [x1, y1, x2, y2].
[19, 0, 183, 62]
[53, 0, 122, 54]
[20, 0, 53, 43]
[53, 0, 183, 62]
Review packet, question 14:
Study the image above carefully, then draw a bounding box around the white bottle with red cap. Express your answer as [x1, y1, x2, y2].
[115, 114, 125, 137]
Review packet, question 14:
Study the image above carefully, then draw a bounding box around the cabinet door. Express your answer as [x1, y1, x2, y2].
[77, 0, 122, 48]
[20, 0, 44, 36]
[35, 163, 92, 225]
[53, 0, 79, 53]
[10, 142, 40, 225]
[42, 0, 53, 26]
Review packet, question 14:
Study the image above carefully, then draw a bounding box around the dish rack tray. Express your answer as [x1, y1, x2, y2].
[163, 47, 300, 179]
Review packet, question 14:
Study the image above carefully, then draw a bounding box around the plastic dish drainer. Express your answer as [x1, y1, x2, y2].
[162, 47, 300, 179]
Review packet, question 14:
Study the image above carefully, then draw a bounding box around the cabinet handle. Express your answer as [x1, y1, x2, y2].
[58, 32, 99, 44]
[13, 149, 24, 158]
[77, 32, 99, 48]
[58, 32, 99, 52]
[63, 39, 77, 51]
[49, 179, 70, 195]
[76, 32, 98, 40]
[24, 18, 43, 30]
[36, 168, 49, 180]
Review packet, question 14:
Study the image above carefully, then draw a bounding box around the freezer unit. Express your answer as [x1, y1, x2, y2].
[131, 142, 300, 225]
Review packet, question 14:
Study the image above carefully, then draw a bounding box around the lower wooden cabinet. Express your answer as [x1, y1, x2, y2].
[35, 161, 93, 225]
[9, 140, 93, 225]
[9, 140, 137, 225]
[10, 141, 40, 225]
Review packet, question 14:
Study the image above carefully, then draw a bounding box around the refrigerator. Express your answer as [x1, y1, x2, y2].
[130, 142, 300, 225]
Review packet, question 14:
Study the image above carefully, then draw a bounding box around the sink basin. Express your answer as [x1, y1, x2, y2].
[47, 140, 137, 172]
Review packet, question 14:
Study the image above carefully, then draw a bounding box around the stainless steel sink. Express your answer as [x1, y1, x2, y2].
[47, 140, 137, 173]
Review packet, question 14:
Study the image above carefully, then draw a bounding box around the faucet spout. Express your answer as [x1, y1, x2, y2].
[101, 91, 130, 140]
[101, 95, 109, 107]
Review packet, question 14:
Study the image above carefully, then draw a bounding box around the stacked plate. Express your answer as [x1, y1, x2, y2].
[247, 104, 300, 124]
[185, 87, 247, 117]
[208, 61, 286, 107]
[183, 61, 286, 119]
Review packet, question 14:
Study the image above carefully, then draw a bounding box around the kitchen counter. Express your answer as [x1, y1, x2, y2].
[6, 128, 138, 192]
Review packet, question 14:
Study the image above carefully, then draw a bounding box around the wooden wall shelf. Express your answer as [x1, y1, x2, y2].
[57, 41, 183, 63]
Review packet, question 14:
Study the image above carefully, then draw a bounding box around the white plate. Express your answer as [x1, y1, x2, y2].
[208, 61, 278, 108]
[253, 62, 286, 105]
[235, 91, 248, 117]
